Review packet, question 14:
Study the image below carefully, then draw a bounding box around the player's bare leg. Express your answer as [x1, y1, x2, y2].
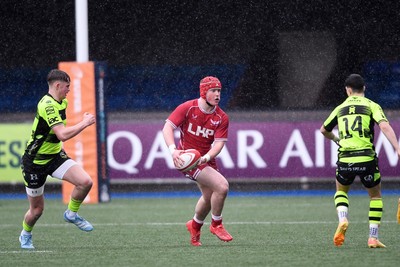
[194, 194, 211, 220]
[19, 195, 44, 249]
[24, 195, 44, 231]
[62, 165, 94, 231]
[63, 165, 93, 201]
[197, 167, 228, 215]
[185, 182, 213, 246]
[186, 194, 211, 246]
[197, 167, 232, 242]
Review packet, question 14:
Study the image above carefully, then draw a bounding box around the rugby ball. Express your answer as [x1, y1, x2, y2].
[176, 149, 201, 172]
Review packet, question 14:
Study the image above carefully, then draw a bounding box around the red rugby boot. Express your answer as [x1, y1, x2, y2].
[210, 223, 233, 242]
[186, 220, 202, 246]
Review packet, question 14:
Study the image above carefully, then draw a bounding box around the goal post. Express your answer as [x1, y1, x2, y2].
[58, 61, 110, 204]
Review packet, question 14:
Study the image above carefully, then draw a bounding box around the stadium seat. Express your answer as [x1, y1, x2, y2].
[376, 84, 400, 109]
[363, 61, 391, 103]
[1, 65, 246, 112]
[389, 62, 400, 83]
[363, 61, 390, 76]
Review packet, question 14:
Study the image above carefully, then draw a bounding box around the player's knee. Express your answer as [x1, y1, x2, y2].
[78, 176, 93, 190]
[216, 181, 229, 196]
[84, 177, 93, 190]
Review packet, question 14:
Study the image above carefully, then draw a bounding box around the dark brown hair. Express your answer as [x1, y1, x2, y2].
[47, 69, 70, 85]
[345, 74, 365, 92]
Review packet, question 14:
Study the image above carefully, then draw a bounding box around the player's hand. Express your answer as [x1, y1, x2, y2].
[171, 149, 184, 168]
[83, 112, 96, 126]
[333, 137, 341, 147]
[198, 154, 210, 166]
[197, 157, 206, 166]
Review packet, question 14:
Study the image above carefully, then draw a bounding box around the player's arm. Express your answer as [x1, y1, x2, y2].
[162, 121, 176, 150]
[378, 121, 400, 158]
[162, 121, 183, 166]
[163, 102, 188, 159]
[320, 108, 340, 145]
[199, 140, 225, 165]
[52, 112, 95, 142]
[320, 125, 340, 146]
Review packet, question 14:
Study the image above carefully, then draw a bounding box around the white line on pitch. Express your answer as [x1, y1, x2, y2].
[0, 250, 53, 254]
[1, 221, 331, 228]
[0, 220, 398, 228]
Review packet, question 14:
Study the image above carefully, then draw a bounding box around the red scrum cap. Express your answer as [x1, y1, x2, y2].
[199, 76, 222, 99]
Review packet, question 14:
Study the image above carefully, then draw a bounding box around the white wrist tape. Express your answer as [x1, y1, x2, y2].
[168, 144, 176, 155]
[203, 154, 211, 163]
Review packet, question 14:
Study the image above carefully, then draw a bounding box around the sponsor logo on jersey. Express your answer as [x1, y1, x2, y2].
[210, 119, 221, 126]
[48, 117, 59, 124]
[187, 122, 214, 138]
[45, 106, 56, 115]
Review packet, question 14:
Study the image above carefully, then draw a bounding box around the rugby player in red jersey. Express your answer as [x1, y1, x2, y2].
[162, 76, 233, 246]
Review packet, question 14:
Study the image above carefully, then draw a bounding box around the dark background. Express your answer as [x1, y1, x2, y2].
[1, 0, 400, 110]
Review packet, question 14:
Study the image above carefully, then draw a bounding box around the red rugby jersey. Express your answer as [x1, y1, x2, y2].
[166, 98, 229, 156]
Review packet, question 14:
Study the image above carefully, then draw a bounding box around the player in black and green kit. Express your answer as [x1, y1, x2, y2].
[19, 69, 96, 249]
[321, 74, 400, 248]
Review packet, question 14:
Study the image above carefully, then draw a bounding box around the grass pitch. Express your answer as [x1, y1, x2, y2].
[0, 194, 399, 267]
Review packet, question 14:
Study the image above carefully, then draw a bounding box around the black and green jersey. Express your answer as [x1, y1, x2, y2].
[24, 94, 67, 165]
[323, 96, 387, 163]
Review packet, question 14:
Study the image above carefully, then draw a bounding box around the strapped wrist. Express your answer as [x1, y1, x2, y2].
[202, 154, 211, 163]
[168, 144, 176, 155]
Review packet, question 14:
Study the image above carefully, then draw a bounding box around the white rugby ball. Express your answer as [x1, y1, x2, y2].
[176, 149, 201, 172]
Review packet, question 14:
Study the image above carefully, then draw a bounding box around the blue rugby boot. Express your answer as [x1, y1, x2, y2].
[19, 234, 35, 249]
[64, 211, 94, 232]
